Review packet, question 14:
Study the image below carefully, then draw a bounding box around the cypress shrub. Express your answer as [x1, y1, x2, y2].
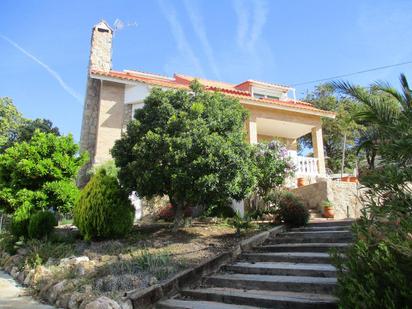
[28, 211, 57, 239]
[74, 169, 134, 240]
[277, 192, 309, 227]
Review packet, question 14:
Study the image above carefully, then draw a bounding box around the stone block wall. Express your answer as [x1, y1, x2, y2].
[292, 180, 364, 219]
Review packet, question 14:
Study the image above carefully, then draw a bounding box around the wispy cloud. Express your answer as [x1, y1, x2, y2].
[234, 0, 268, 52]
[0, 34, 82, 103]
[183, 0, 221, 80]
[157, 0, 205, 77]
[232, 0, 271, 78]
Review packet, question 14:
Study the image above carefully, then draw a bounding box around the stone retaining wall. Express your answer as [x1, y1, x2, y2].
[292, 180, 364, 219]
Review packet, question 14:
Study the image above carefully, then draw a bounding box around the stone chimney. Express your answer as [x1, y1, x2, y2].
[89, 20, 113, 72]
[78, 20, 113, 187]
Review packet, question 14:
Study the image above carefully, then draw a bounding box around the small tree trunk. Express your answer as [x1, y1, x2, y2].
[173, 202, 184, 232]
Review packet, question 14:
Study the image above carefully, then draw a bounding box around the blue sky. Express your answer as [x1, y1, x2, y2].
[1, 0, 411, 141]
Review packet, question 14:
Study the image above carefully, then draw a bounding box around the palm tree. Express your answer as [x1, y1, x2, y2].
[332, 74, 412, 168]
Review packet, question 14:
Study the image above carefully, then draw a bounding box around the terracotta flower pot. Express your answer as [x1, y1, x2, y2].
[323, 206, 334, 218]
[349, 176, 358, 183]
[297, 177, 305, 187]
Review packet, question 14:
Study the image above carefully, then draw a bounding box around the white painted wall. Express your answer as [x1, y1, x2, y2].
[124, 83, 150, 104]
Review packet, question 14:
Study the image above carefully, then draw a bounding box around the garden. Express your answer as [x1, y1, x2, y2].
[0, 83, 307, 308]
[0, 73, 411, 308]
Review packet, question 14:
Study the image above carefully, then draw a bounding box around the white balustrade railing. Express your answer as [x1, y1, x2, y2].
[288, 151, 319, 176]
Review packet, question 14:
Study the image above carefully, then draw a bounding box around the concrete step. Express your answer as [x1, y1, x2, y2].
[256, 242, 350, 253]
[224, 262, 337, 277]
[241, 252, 333, 264]
[279, 230, 352, 238]
[204, 273, 337, 294]
[268, 236, 353, 244]
[307, 220, 353, 227]
[157, 298, 259, 309]
[290, 226, 351, 232]
[181, 287, 338, 309]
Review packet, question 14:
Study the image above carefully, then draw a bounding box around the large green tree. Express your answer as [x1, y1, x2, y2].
[299, 84, 361, 173]
[332, 74, 412, 308]
[0, 131, 87, 237]
[0, 97, 25, 149]
[112, 82, 256, 229]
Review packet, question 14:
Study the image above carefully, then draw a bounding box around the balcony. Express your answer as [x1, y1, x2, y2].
[288, 151, 320, 176]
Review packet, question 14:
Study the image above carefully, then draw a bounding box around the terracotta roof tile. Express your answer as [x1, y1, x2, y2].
[90, 69, 335, 117]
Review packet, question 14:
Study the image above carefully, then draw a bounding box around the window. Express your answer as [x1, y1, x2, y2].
[253, 93, 279, 100]
[253, 93, 265, 99]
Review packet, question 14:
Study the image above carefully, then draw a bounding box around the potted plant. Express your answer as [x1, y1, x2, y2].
[321, 200, 334, 218]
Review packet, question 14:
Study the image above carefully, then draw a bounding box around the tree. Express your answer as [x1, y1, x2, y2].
[112, 81, 256, 229]
[331, 74, 412, 308]
[253, 141, 295, 200]
[0, 131, 87, 237]
[332, 80, 403, 170]
[2, 118, 60, 151]
[298, 84, 361, 173]
[0, 97, 25, 149]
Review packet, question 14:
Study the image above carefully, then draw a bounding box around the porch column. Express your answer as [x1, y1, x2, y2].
[248, 114, 258, 144]
[311, 126, 326, 175]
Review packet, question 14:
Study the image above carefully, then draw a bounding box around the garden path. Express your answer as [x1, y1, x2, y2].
[0, 270, 54, 309]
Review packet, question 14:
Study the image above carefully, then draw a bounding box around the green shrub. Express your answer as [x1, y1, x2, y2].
[332, 238, 412, 308]
[204, 203, 235, 218]
[42, 180, 80, 215]
[229, 212, 254, 236]
[0, 231, 18, 254]
[74, 169, 134, 240]
[276, 192, 309, 227]
[28, 211, 57, 239]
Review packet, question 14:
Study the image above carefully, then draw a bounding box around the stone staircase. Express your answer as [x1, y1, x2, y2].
[157, 220, 353, 309]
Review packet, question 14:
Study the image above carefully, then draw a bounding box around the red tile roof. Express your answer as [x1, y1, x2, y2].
[90, 69, 335, 117]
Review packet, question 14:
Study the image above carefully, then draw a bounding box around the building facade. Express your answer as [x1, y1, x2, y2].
[79, 21, 335, 187]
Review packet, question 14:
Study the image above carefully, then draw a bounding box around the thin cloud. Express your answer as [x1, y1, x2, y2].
[0, 34, 82, 103]
[232, 0, 271, 77]
[183, 0, 222, 80]
[234, 0, 268, 51]
[158, 0, 205, 77]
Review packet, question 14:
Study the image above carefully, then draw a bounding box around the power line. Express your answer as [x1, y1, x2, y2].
[292, 60, 412, 86]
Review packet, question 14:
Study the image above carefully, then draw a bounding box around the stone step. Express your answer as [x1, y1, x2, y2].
[224, 262, 337, 277]
[157, 298, 259, 309]
[307, 220, 353, 227]
[268, 236, 353, 244]
[290, 226, 351, 232]
[255, 242, 350, 253]
[181, 287, 338, 309]
[279, 230, 352, 238]
[241, 252, 333, 264]
[204, 273, 337, 294]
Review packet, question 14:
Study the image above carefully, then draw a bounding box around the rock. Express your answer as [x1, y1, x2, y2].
[118, 298, 133, 309]
[32, 266, 52, 285]
[17, 247, 29, 255]
[10, 266, 19, 278]
[45, 257, 59, 267]
[17, 270, 25, 283]
[24, 269, 35, 285]
[56, 293, 72, 308]
[75, 260, 96, 276]
[85, 296, 120, 309]
[48, 280, 69, 304]
[99, 255, 117, 263]
[68, 292, 84, 309]
[84, 284, 93, 294]
[148, 276, 158, 286]
[61, 256, 90, 266]
[39, 280, 56, 300]
[118, 253, 132, 261]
